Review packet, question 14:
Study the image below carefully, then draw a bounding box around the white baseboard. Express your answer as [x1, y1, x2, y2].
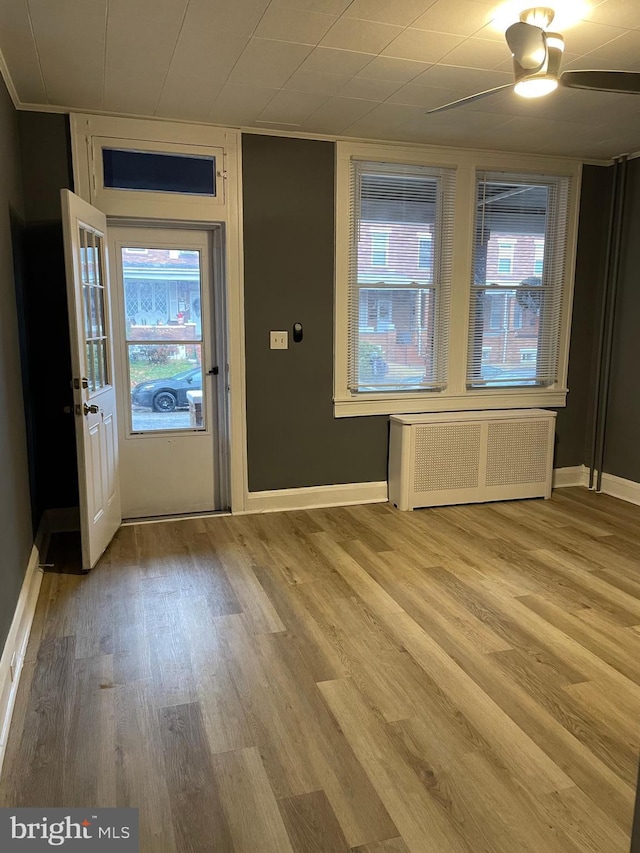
[0, 519, 46, 777]
[553, 465, 589, 488]
[243, 481, 388, 514]
[553, 465, 640, 507]
[599, 471, 640, 507]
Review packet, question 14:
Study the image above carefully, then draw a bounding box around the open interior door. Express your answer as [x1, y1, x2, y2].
[61, 189, 121, 570]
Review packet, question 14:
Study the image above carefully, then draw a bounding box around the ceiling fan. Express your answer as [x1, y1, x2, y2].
[427, 5, 640, 114]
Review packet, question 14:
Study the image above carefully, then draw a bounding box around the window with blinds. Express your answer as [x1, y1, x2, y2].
[467, 171, 570, 388]
[347, 160, 455, 392]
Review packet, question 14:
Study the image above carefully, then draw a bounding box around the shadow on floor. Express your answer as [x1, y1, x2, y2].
[43, 530, 86, 575]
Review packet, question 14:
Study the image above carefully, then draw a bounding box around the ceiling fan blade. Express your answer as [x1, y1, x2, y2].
[505, 21, 547, 71]
[560, 70, 640, 95]
[425, 85, 513, 115]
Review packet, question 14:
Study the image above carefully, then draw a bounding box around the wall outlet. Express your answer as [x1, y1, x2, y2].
[270, 331, 288, 349]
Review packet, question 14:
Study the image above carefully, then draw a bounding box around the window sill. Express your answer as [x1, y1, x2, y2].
[334, 388, 568, 418]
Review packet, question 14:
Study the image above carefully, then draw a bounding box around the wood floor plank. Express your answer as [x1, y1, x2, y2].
[214, 612, 320, 798]
[2, 490, 640, 851]
[385, 603, 634, 829]
[309, 532, 405, 616]
[182, 532, 243, 616]
[7, 636, 76, 806]
[211, 746, 295, 853]
[115, 680, 178, 853]
[144, 591, 197, 708]
[518, 593, 640, 685]
[377, 610, 576, 797]
[342, 541, 513, 655]
[158, 701, 234, 853]
[353, 840, 411, 853]
[278, 790, 351, 853]
[63, 654, 116, 807]
[257, 629, 399, 848]
[208, 540, 286, 633]
[318, 677, 473, 853]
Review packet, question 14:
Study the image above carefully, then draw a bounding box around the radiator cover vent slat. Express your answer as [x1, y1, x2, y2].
[414, 424, 481, 492]
[486, 421, 550, 486]
[389, 409, 556, 511]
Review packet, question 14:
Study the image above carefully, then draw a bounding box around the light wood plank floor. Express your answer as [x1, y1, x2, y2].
[2, 488, 640, 852]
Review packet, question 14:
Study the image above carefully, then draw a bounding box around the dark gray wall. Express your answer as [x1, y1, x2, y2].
[242, 134, 388, 491]
[554, 164, 613, 468]
[242, 134, 611, 488]
[10, 122, 621, 500]
[16, 112, 76, 517]
[602, 157, 640, 482]
[0, 77, 31, 653]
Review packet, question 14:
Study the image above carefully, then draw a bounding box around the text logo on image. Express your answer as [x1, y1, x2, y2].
[0, 808, 139, 850]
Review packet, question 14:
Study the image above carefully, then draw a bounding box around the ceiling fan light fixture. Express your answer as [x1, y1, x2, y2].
[514, 76, 559, 97]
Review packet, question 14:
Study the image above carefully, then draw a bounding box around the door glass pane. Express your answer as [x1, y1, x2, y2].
[80, 227, 89, 284]
[86, 342, 94, 391]
[121, 246, 205, 433]
[80, 228, 109, 392]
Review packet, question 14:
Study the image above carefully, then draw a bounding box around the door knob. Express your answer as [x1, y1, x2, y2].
[83, 403, 99, 416]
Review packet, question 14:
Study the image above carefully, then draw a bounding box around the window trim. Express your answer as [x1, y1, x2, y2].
[334, 141, 582, 417]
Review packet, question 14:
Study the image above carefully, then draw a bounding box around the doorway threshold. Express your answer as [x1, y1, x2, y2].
[121, 509, 231, 526]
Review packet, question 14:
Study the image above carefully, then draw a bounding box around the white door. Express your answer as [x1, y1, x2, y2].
[61, 190, 121, 569]
[109, 227, 222, 518]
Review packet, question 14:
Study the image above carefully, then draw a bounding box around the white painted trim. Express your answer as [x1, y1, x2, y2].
[0, 523, 46, 777]
[552, 465, 589, 488]
[0, 46, 20, 109]
[243, 481, 388, 514]
[70, 115, 249, 515]
[336, 390, 568, 417]
[333, 141, 581, 418]
[8, 95, 612, 166]
[599, 471, 640, 507]
[552, 465, 640, 506]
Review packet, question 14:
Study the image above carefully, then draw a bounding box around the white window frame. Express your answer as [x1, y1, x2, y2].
[334, 141, 582, 417]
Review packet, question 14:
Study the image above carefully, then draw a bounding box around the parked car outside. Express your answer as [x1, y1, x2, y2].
[131, 366, 202, 412]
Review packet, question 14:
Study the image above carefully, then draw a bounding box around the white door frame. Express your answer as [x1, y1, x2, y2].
[109, 222, 230, 516]
[70, 115, 248, 512]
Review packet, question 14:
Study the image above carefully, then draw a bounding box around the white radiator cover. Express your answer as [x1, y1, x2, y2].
[389, 409, 556, 511]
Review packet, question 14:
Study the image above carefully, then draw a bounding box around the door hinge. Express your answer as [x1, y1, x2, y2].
[73, 377, 89, 389]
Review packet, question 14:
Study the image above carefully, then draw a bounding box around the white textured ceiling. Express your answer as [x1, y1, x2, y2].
[1, 0, 640, 159]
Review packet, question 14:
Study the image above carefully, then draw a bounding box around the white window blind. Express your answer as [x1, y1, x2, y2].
[467, 171, 570, 389]
[347, 160, 455, 392]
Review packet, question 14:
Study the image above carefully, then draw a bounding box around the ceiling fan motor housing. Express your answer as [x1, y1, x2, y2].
[513, 30, 564, 96]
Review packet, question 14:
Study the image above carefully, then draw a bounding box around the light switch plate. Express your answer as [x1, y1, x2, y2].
[270, 331, 288, 349]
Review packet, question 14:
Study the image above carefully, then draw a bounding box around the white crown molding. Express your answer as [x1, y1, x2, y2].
[0, 23, 621, 166]
[0, 45, 21, 110]
[4, 95, 612, 169]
